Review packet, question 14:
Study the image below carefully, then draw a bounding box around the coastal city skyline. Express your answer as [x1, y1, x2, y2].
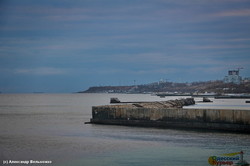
[1, 0, 250, 93]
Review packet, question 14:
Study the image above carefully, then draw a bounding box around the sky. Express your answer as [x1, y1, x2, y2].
[0, 0, 250, 93]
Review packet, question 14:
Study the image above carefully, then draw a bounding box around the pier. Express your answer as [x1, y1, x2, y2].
[89, 98, 250, 133]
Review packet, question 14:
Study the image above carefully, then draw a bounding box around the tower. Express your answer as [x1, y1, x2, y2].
[223, 68, 243, 84]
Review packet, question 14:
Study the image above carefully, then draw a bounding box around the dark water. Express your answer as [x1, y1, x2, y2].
[0, 94, 250, 166]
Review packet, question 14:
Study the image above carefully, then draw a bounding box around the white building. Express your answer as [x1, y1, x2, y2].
[223, 70, 242, 84]
[243, 77, 250, 83]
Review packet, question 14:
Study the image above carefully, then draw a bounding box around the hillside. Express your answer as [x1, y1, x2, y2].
[81, 80, 250, 94]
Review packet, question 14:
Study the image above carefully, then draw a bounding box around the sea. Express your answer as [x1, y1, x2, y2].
[0, 93, 250, 166]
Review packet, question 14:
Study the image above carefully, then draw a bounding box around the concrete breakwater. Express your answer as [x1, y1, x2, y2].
[90, 98, 250, 133]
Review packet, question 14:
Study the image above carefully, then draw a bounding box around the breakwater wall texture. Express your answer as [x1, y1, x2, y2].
[90, 99, 250, 133]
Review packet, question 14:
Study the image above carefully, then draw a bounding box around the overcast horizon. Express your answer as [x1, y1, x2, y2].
[1, 0, 250, 93]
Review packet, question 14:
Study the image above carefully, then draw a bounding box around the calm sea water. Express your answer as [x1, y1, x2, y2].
[0, 93, 250, 166]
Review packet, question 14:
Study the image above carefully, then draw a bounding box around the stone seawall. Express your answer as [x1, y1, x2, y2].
[90, 106, 250, 133]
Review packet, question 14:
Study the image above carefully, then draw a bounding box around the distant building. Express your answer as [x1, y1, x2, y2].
[243, 77, 250, 83]
[223, 70, 242, 84]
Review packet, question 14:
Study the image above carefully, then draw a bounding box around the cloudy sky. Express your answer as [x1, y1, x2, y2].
[1, 0, 250, 93]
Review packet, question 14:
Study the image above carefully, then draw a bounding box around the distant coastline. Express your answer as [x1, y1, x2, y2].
[80, 80, 250, 94]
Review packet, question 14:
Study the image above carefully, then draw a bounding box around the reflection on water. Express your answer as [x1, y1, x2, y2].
[0, 94, 249, 166]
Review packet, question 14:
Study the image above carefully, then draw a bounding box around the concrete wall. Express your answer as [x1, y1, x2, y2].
[91, 106, 250, 133]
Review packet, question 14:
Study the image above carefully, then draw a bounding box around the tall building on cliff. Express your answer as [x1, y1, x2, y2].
[223, 70, 242, 84]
